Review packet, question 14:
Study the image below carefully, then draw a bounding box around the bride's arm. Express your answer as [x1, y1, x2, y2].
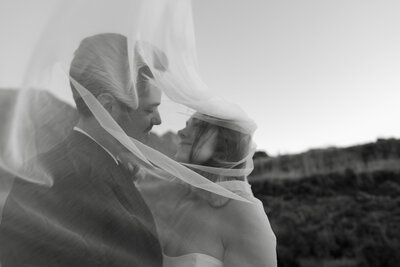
[222, 199, 277, 267]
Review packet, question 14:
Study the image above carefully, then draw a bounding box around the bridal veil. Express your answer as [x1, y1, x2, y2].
[0, 0, 275, 265]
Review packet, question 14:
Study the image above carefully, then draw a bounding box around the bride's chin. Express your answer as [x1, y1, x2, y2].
[174, 150, 188, 163]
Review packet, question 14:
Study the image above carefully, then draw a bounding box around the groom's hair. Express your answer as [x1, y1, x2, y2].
[69, 33, 135, 117]
[136, 65, 154, 98]
[69, 33, 167, 117]
[135, 40, 168, 98]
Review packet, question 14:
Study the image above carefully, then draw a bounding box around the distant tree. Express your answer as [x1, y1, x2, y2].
[253, 150, 269, 160]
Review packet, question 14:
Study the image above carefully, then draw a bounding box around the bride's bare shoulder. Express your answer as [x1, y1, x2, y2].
[218, 196, 268, 233]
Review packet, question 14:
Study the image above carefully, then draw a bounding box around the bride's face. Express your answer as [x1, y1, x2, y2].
[175, 118, 218, 164]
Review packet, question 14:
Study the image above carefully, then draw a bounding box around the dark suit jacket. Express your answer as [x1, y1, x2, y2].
[0, 131, 162, 267]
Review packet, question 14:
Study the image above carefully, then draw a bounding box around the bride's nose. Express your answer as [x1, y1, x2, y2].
[178, 128, 186, 138]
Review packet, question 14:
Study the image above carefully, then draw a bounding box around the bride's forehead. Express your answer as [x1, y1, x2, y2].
[187, 117, 202, 126]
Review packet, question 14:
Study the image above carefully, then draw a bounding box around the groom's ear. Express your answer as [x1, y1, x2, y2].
[97, 93, 117, 115]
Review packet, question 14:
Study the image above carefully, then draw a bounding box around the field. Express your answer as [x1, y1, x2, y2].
[250, 144, 400, 267]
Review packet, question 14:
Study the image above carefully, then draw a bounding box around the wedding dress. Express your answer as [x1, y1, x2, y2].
[163, 253, 223, 267]
[146, 180, 276, 267]
[161, 181, 249, 267]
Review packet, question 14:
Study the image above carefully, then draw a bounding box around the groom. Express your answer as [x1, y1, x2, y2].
[0, 33, 164, 267]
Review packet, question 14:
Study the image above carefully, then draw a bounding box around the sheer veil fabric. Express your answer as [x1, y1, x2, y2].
[0, 0, 276, 266]
[2, 0, 253, 203]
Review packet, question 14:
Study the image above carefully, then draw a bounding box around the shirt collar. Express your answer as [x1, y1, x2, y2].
[73, 126, 119, 165]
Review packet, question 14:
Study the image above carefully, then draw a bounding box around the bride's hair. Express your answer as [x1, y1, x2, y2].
[185, 115, 252, 207]
[190, 117, 251, 182]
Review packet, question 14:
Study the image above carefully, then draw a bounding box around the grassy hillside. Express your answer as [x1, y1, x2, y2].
[249, 141, 400, 266]
[252, 171, 400, 267]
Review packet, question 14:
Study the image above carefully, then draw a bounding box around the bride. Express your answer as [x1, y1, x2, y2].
[132, 112, 277, 267]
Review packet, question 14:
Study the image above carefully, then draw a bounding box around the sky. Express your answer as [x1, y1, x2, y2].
[1, 0, 400, 155]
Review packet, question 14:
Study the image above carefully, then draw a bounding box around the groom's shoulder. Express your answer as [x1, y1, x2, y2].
[36, 131, 102, 178]
[42, 130, 107, 159]
[39, 132, 85, 162]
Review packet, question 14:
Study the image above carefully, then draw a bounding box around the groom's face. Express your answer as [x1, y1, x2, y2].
[117, 83, 162, 143]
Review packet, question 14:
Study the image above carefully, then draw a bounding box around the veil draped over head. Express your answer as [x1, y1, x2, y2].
[0, 0, 275, 265]
[0, 0, 257, 207]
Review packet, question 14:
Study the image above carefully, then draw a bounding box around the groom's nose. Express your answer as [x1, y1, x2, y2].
[152, 110, 162, 125]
